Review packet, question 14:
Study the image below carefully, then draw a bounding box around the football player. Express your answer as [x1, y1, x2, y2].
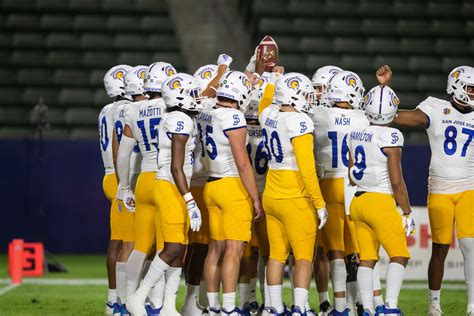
[180, 63, 219, 316]
[198, 69, 263, 315]
[348, 85, 414, 316]
[112, 65, 146, 314]
[127, 73, 204, 316]
[258, 72, 328, 315]
[100, 64, 131, 314]
[377, 65, 474, 316]
[117, 62, 176, 314]
[313, 69, 368, 315]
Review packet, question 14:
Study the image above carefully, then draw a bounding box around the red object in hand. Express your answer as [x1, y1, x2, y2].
[257, 35, 279, 70]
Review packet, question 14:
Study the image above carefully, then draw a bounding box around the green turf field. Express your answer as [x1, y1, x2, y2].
[0, 255, 467, 315]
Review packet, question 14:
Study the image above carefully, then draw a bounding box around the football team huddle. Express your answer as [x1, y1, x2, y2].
[97, 41, 474, 316]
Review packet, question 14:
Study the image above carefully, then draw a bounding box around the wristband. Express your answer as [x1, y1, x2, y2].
[183, 192, 194, 203]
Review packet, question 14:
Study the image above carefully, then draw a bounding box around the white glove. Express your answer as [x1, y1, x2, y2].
[217, 54, 233, 67]
[245, 47, 258, 72]
[121, 186, 135, 212]
[268, 71, 282, 84]
[317, 207, 328, 229]
[402, 212, 416, 236]
[184, 193, 202, 232]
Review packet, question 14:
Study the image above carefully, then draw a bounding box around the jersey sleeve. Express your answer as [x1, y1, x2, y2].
[378, 128, 404, 148]
[220, 109, 246, 132]
[258, 83, 275, 116]
[416, 97, 437, 125]
[287, 113, 315, 140]
[165, 111, 194, 135]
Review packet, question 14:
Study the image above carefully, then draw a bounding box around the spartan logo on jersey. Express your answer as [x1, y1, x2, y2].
[345, 74, 358, 87]
[112, 68, 126, 79]
[165, 65, 175, 76]
[168, 77, 183, 90]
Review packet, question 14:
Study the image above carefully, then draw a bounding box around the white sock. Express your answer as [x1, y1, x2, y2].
[250, 277, 258, 302]
[125, 250, 147, 298]
[330, 259, 347, 312]
[429, 289, 441, 306]
[268, 285, 283, 313]
[346, 281, 357, 306]
[318, 291, 329, 304]
[207, 292, 220, 309]
[385, 262, 405, 309]
[183, 284, 199, 310]
[143, 255, 169, 289]
[373, 263, 383, 306]
[294, 287, 309, 311]
[238, 283, 250, 309]
[115, 262, 127, 304]
[357, 267, 374, 313]
[198, 280, 209, 308]
[459, 238, 474, 308]
[222, 292, 236, 312]
[149, 275, 165, 308]
[107, 288, 117, 303]
[163, 267, 182, 311]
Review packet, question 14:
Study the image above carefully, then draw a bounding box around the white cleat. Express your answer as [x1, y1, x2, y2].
[126, 294, 147, 316]
[181, 300, 203, 316]
[428, 303, 443, 316]
[261, 309, 272, 316]
[105, 302, 114, 315]
[467, 308, 474, 316]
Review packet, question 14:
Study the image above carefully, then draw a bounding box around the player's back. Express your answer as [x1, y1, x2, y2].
[196, 107, 246, 178]
[98, 102, 115, 175]
[313, 106, 369, 178]
[247, 123, 268, 192]
[417, 97, 474, 193]
[156, 110, 196, 183]
[348, 125, 404, 194]
[259, 104, 315, 198]
[126, 98, 166, 172]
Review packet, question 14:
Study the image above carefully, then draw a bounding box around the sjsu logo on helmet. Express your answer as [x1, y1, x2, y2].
[168, 77, 183, 90]
[451, 68, 465, 79]
[165, 66, 175, 76]
[242, 77, 251, 89]
[112, 68, 126, 79]
[199, 67, 214, 79]
[286, 76, 301, 90]
[345, 74, 358, 87]
[137, 68, 146, 79]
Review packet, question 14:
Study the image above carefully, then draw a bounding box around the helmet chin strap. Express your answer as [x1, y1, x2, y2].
[451, 98, 473, 113]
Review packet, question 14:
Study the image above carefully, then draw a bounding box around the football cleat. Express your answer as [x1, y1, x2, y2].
[105, 301, 115, 315]
[374, 305, 384, 316]
[246, 301, 260, 315]
[126, 294, 147, 316]
[291, 305, 307, 315]
[146, 304, 162, 316]
[221, 307, 246, 315]
[328, 308, 350, 316]
[181, 300, 203, 316]
[206, 307, 221, 316]
[112, 303, 122, 316]
[356, 303, 364, 316]
[306, 308, 316, 316]
[319, 300, 334, 315]
[120, 304, 132, 316]
[381, 306, 403, 315]
[427, 303, 443, 316]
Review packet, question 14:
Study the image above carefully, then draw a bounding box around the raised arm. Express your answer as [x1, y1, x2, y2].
[202, 54, 233, 98]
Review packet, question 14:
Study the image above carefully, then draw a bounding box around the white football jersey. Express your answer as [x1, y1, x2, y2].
[196, 107, 247, 178]
[98, 102, 115, 174]
[348, 125, 404, 194]
[247, 123, 268, 192]
[417, 97, 474, 193]
[125, 98, 166, 172]
[156, 110, 197, 184]
[312, 106, 369, 179]
[259, 104, 314, 171]
[112, 100, 142, 174]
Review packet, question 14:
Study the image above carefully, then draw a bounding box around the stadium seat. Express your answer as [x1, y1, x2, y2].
[390, 73, 418, 91]
[17, 69, 54, 86]
[340, 55, 374, 72]
[152, 53, 185, 70]
[82, 52, 118, 68]
[0, 87, 24, 105]
[13, 32, 46, 48]
[400, 39, 434, 55]
[65, 107, 98, 125]
[0, 33, 12, 48]
[3, 0, 37, 11]
[357, 72, 377, 89]
[53, 69, 90, 86]
[94, 88, 109, 106]
[418, 74, 447, 92]
[367, 38, 399, 54]
[7, 14, 41, 30]
[48, 51, 83, 67]
[279, 54, 306, 73]
[0, 68, 16, 84]
[273, 36, 300, 53]
[292, 18, 327, 36]
[47, 33, 80, 49]
[442, 57, 473, 73]
[253, 0, 287, 16]
[135, 0, 169, 14]
[397, 20, 432, 37]
[409, 56, 443, 73]
[70, 127, 98, 139]
[258, 18, 291, 35]
[118, 52, 152, 67]
[374, 56, 410, 72]
[103, 0, 135, 13]
[146, 35, 180, 51]
[288, 0, 323, 17]
[300, 37, 333, 53]
[306, 54, 341, 73]
[89, 69, 106, 86]
[324, 0, 359, 16]
[361, 19, 397, 36]
[29, 107, 65, 125]
[12, 50, 48, 66]
[74, 15, 107, 31]
[466, 21, 474, 34]
[59, 88, 95, 106]
[358, 0, 393, 17]
[396, 92, 425, 109]
[80, 33, 114, 49]
[393, 0, 426, 17]
[114, 34, 146, 49]
[464, 1, 474, 17]
[427, 1, 462, 17]
[23, 88, 59, 107]
[36, 0, 71, 11]
[70, 0, 103, 12]
[334, 37, 367, 54]
[140, 16, 174, 32]
[431, 20, 465, 37]
[327, 19, 362, 36]
[435, 39, 469, 56]
[41, 14, 74, 31]
[0, 108, 30, 125]
[107, 15, 141, 31]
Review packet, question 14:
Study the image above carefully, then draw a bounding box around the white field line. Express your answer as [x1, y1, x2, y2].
[0, 283, 20, 296]
[0, 278, 466, 290]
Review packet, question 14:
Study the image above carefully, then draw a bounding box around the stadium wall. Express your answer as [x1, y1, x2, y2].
[2, 139, 430, 254]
